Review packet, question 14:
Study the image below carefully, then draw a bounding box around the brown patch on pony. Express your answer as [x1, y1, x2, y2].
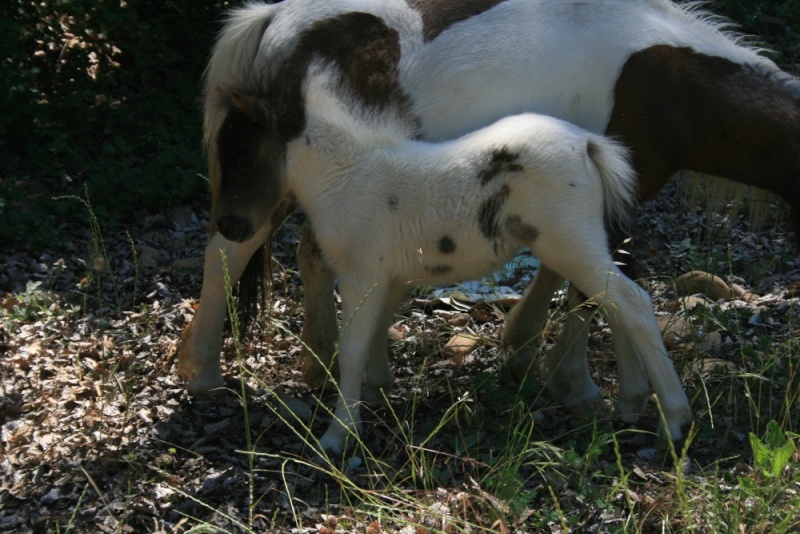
[293, 12, 410, 112]
[408, 0, 510, 42]
[607, 45, 800, 206]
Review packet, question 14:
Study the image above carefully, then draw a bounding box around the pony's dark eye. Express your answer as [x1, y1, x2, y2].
[237, 155, 256, 171]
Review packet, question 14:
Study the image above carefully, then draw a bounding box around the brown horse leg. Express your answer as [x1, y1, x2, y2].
[178, 226, 271, 394]
[502, 265, 564, 380]
[539, 284, 607, 417]
[297, 226, 339, 387]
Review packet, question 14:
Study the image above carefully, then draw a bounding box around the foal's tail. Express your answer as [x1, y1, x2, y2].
[585, 136, 637, 233]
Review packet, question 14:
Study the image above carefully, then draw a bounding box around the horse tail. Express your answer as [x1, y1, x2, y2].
[203, 4, 276, 330]
[584, 135, 637, 236]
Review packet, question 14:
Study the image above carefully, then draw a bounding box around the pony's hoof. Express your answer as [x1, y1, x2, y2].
[503, 345, 540, 382]
[185, 369, 225, 396]
[564, 395, 610, 420]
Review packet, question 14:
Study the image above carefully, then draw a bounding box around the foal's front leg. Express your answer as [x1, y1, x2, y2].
[362, 282, 407, 406]
[319, 277, 388, 454]
[178, 227, 269, 394]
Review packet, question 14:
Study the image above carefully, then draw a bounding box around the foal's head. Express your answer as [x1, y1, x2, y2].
[214, 91, 295, 242]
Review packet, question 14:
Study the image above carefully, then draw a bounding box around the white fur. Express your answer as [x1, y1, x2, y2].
[281, 66, 688, 453]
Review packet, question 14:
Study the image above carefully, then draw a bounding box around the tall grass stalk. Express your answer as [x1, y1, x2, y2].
[220, 250, 256, 528]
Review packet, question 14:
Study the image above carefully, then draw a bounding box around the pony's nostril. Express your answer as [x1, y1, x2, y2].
[217, 215, 255, 242]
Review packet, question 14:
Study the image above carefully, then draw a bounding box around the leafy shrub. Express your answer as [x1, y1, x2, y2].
[0, 0, 228, 246]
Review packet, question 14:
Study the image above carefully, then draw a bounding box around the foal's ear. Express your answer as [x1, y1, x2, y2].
[215, 86, 273, 125]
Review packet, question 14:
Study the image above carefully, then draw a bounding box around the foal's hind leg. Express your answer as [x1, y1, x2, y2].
[179, 227, 270, 394]
[297, 227, 339, 387]
[531, 236, 691, 439]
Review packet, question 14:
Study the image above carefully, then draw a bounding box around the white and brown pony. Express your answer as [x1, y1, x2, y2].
[212, 63, 689, 453]
[179, 0, 800, 441]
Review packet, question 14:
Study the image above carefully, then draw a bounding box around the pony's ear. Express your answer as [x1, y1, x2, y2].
[215, 86, 273, 125]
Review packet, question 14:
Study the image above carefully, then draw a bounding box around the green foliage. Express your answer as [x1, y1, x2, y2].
[714, 0, 800, 65]
[748, 420, 798, 480]
[0, 0, 226, 246]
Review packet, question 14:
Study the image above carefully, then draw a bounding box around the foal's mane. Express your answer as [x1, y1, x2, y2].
[301, 62, 416, 151]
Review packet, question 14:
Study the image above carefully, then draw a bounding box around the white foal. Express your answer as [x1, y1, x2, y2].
[239, 66, 690, 453]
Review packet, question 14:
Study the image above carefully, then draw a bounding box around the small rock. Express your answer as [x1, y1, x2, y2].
[442, 333, 479, 368]
[447, 313, 471, 327]
[699, 358, 735, 373]
[674, 271, 732, 300]
[656, 315, 694, 349]
[136, 245, 167, 268]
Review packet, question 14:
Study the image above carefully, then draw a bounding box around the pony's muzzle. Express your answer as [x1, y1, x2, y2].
[217, 214, 255, 242]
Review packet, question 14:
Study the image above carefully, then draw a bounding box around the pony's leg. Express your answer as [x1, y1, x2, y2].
[362, 283, 407, 406]
[178, 227, 270, 395]
[502, 265, 564, 379]
[539, 284, 607, 417]
[296, 227, 339, 387]
[531, 238, 692, 440]
[319, 277, 387, 454]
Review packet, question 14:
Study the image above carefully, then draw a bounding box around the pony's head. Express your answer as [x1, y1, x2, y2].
[213, 88, 295, 242]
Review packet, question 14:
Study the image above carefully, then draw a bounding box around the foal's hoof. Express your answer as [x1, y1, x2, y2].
[657, 405, 695, 443]
[565, 396, 610, 420]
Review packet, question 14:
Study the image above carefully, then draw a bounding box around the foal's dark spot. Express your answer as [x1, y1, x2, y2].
[408, 0, 510, 41]
[388, 195, 399, 210]
[478, 184, 510, 239]
[505, 215, 539, 242]
[438, 235, 456, 254]
[479, 148, 523, 185]
[425, 264, 453, 275]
